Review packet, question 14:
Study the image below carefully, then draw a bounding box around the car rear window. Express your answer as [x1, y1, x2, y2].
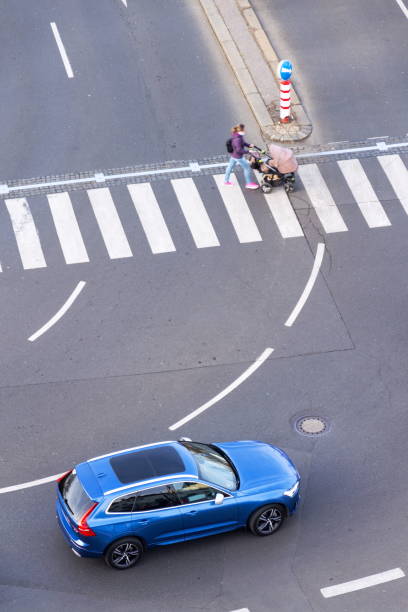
[109, 446, 185, 484]
[61, 470, 93, 522]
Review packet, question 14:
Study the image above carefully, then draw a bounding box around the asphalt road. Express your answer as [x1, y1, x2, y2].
[252, 0, 408, 144]
[1, 1, 408, 612]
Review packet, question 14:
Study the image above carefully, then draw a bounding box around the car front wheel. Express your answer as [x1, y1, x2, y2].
[104, 537, 143, 570]
[248, 504, 285, 536]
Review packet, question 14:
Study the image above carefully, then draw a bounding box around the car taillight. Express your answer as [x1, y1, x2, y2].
[77, 502, 98, 537]
[57, 470, 72, 483]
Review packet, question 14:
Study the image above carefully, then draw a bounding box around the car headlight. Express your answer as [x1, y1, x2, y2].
[284, 480, 299, 497]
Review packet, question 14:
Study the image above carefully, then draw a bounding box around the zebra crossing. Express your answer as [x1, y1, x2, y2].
[2, 153, 408, 271]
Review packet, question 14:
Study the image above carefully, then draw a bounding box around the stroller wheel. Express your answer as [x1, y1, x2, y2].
[284, 182, 294, 193]
[262, 184, 272, 194]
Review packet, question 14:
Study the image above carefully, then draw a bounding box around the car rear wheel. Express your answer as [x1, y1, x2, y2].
[104, 537, 143, 570]
[248, 504, 285, 536]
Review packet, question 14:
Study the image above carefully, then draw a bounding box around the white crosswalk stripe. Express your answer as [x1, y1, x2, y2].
[171, 178, 220, 248]
[213, 173, 262, 243]
[47, 192, 89, 264]
[298, 164, 348, 233]
[377, 154, 408, 215]
[127, 182, 176, 254]
[338, 158, 391, 228]
[259, 180, 304, 238]
[87, 187, 132, 259]
[2, 153, 408, 272]
[5, 198, 47, 269]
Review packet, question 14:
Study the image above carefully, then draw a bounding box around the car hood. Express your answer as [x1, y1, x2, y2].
[214, 440, 298, 490]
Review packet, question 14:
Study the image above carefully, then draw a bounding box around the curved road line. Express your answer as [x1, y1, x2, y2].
[28, 281, 86, 342]
[0, 349, 273, 493]
[0, 473, 65, 495]
[168, 348, 274, 431]
[285, 243, 325, 327]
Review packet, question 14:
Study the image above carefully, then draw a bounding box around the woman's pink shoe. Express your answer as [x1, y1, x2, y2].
[245, 182, 259, 189]
[224, 181, 233, 186]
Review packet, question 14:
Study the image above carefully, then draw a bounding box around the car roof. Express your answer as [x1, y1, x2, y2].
[80, 441, 198, 497]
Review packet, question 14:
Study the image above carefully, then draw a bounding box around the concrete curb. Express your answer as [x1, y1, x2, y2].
[199, 0, 312, 143]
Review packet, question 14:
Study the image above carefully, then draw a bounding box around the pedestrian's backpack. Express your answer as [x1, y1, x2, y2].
[226, 138, 233, 153]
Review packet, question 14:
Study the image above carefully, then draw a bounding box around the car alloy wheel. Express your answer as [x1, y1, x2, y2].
[105, 537, 143, 570]
[249, 504, 285, 536]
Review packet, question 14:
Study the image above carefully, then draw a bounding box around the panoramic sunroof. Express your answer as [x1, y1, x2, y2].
[110, 446, 185, 484]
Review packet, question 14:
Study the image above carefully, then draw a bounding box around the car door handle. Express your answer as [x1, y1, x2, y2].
[186, 510, 197, 515]
[136, 519, 149, 525]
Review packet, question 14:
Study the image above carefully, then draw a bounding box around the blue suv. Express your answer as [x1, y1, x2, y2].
[56, 439, 300, 569]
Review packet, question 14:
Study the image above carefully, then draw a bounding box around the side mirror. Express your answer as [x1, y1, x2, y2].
[214, 493, 224, 505]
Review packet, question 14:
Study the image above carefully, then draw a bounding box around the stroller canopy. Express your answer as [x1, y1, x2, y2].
[268, 144, 298, 173]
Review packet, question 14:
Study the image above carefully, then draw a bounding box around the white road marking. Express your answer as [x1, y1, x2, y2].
[0, 473, 65, 495]
[5, 198, 47, 269]
[257, 175, 303, 238]
[50, 22, 74, 79]
[298, 164, 348, 233]
[214, 174, 262, 243]
[338, 159, 391, 228]
[394, 0, 408, 18]
[377, 154, 408, 215]
[121, 0, 128, 6]
[127, 183, 176, 254]
[28, 281, 86, 342]
[2, 140, 408, 196]
[285, 243, 325, 327]
[47, 192, 89, 264]
[87, 188, 133, 259]
[171, 178, 220, 248]
[230, 609, 250, 612]
[298, 140, 408, 159]
[321, 568, 405, 598]
[168, 348, 273, 430]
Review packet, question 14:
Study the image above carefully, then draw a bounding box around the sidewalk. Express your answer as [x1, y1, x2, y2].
[199, 0, 312, 142]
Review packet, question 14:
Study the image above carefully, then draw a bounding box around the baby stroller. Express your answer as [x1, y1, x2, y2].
[247, 144, 298, 193]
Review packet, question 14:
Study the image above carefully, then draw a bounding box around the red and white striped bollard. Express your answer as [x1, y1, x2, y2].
[279, 79, 291, 123]
[277, 60, 293, 123]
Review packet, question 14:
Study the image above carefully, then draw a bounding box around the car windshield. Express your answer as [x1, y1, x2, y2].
[61, 470, 93, 522]
[181, 442, 238, 491]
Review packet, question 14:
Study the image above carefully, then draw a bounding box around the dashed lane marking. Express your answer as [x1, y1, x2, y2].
[0, 473, 65, 494]
[394, 0, 408, 19]
[321, 568, 405, 598]
[50, 22, 74, 79]
[28, 281, 86, 342]
[168, 348, 273, 431]
[285, 243, 325, 327]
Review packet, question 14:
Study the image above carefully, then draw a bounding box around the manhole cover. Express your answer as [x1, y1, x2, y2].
[295, 416, 328, 436]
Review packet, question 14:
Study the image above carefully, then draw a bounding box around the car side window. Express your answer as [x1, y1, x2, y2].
[134, 485, 178, 512]
[173, 481, 220, 505]
[108, 494, 136, 513]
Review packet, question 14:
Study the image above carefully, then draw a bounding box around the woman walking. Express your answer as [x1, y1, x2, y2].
[224, 124, 259, 189]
